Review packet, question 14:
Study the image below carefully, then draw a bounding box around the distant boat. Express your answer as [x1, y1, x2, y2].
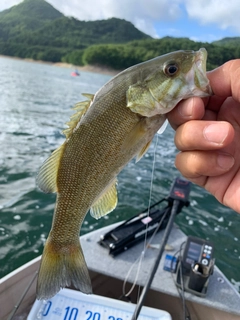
[71, 70, 80, 77]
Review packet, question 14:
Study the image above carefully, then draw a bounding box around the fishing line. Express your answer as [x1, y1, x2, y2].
[143, 134, 159, 249]
[122, 135, 166, 298]
[122, 207, 169, 298]
[122, 251, 144, 297]
[132, 200, 181, 320]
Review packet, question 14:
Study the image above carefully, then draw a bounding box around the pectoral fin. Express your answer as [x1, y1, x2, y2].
[90, 178, 118, 219]
[136, 140, 152, 162]
[122, 118, 152, 162]
[157, 119, 168, 134]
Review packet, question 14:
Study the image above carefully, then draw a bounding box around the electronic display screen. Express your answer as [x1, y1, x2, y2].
[186, 241, 202, 265]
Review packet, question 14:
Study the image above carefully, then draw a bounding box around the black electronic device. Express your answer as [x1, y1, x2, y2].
[176, 236, 215, 297]
[182, 236, 214, 275]
[168, 177, 191, 202]
[98, 200, 171, 256]
[167, 177, 191, 212]
[99, 177, 191, 256]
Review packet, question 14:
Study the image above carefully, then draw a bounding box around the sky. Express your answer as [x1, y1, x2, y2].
[0, 0, 240, 43]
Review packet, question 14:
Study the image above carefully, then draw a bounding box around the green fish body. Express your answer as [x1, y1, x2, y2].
[36, 48, 212, 299]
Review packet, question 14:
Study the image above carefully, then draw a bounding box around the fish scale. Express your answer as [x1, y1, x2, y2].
[36, 48, 212, 300]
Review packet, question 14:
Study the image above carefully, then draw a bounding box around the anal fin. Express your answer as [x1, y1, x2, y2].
[90, 178, 118, 219]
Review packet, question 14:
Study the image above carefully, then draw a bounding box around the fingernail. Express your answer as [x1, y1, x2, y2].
[217, 153, 235, 170]
[178, 98, 193, 117]
[203, 123, 228, 144]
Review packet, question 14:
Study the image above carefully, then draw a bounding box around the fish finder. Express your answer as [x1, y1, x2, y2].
[176, 236, 215, 296]
[182, 236, 214, 275]
[168, 177, 191, 203]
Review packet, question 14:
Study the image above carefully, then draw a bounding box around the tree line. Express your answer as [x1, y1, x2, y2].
[1, 36, 239, 70]
[1, 0, 239, 71]
[1, 0, 239, 70]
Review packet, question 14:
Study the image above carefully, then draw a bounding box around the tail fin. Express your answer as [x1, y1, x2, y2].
[36, 238, 92, 300]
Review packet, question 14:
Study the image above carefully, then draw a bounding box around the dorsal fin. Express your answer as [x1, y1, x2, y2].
[90, 178, 118, 219]
[36, 93, 94, 193]
[36, 144, 66, 193]
[62, 93, 94, 139]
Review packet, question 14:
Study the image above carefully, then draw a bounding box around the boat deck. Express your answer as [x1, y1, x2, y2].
[2, 223, 240, 320]
[82, 223, 240, 320]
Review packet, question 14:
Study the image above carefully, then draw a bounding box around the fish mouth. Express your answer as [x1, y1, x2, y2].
[192, 48, 213, 97]
[186, 48, 213, 97]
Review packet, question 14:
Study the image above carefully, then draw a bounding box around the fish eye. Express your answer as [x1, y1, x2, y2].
[164, 63, 179, 76]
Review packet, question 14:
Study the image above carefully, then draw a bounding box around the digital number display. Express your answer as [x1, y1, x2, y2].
[186, 241, 202, 265]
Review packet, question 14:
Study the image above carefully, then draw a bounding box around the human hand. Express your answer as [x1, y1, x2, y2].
[168, 60, 240, 213]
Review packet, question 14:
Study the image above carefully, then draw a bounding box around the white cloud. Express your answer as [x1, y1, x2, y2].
[0, 0, 22, 11]
[0, 0, 240, 40]
[0, 0, 182, 37]
[190, 33, 227, 43]
[184, 0, 240, 32]
[47, 0, 182, 37]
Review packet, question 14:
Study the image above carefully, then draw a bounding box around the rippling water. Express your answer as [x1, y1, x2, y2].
[0, 56, 240, 291]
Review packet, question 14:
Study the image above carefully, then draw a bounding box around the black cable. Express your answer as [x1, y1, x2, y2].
[131, 199, 181, 320]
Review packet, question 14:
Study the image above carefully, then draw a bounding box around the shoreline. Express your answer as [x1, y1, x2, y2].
[54, 62, 120, 76]
[0, 54, 120, 76]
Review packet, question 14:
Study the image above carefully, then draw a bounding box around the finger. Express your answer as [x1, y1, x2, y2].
[175, 150, 235, 180]
[175, 121, 234, 151]
[207, 60, 240, 104]
[167, 97, 205, 130]
[202, 109, 217, 121]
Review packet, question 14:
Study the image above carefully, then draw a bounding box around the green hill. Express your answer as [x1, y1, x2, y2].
[213, 37, 240, 46]
[0, 0, 239, 69]
[0, 0, 151, 62]
[0, 0, 63, 34]
[11, 16, 151, 49]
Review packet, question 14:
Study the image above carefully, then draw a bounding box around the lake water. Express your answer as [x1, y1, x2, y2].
[0, 56, 240, 292]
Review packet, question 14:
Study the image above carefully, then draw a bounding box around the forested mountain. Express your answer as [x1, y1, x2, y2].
[0, 0, 150, 63]
[0, 0, 240, 70]
[213, 37, 240, 46]
[0, 0, 63, 35]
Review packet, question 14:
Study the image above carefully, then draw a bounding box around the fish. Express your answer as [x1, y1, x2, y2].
[36, 48, 212, 300]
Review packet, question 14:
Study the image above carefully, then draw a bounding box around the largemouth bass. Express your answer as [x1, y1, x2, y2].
[36, 48, 212, 299]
